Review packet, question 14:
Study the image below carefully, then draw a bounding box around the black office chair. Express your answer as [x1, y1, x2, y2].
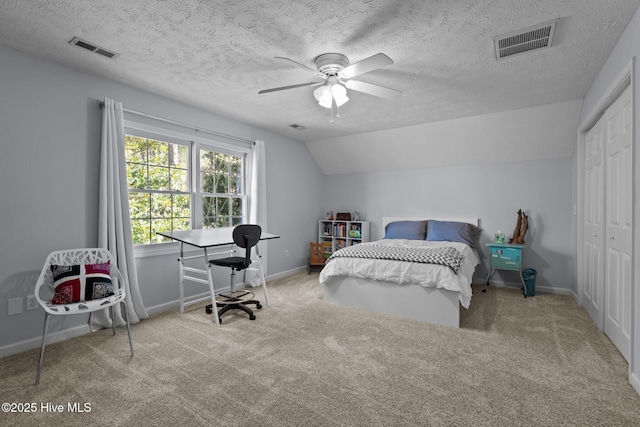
[206, 224, 263, 322]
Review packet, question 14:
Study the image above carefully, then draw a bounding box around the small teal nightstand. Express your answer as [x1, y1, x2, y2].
[485, 243, 528, 297]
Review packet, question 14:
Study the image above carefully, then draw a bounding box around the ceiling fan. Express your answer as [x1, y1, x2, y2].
[258, 52, 402, 120]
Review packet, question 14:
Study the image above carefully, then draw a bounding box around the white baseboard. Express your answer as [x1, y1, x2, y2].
[266, 265, 307, 280]
[475, 279, 573, 296]
[0, 324, 91, 358]
[630, 371, 640, 397]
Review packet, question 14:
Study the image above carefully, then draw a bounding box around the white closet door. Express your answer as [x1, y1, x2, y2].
[604, 84, 633, 362]
[583, 115, 605, 327]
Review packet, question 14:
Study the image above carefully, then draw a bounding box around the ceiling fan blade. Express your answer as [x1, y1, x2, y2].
[345, 80, 402, 100]
[338, 53, 394, 79]
[275, 56, 318, 74]
[258, 81, 321, 94]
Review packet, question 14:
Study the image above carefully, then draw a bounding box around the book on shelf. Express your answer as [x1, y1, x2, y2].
[323, 241, 332, 257]
[322, 222, 332, 236]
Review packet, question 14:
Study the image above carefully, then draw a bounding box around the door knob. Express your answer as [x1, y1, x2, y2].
[593, 233, 598, 237]
[608, 236, 615, 240]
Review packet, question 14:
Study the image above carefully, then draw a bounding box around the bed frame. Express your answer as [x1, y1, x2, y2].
[322, 217, 479, 328]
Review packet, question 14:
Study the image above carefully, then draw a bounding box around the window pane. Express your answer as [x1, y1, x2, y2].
[216, 197, 229, 216]
[148, 166, 170, 190]
[127, 163, 147, 190]
[229, 157, 242, 194]
[217, 197, 230, 227]
[201, 172, 215, 193]
[173, 194, 190, 218]
[200, 150, 215, 172]
[203, 195, 215, 215]
[216, 173, 228, 193]
[131, 219, 151, 245]
[147, 139, 169, 166]
[171, 144, 188, 169]
[151, 193, 171, 218]
[173, 218, 190, 231]
[129, 192, 150, 219]
[151, 219, 172, 242]
[171, 168, 188, 192]
[215, 153, 229, 173]
[125, 136, 147, 163]
[231, 197, 243, 226]
[231, 198, 242, 217]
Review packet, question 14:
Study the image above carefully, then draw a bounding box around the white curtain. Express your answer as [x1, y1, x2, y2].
[245, 140, 267, 287]
[93, 98, 149, 329]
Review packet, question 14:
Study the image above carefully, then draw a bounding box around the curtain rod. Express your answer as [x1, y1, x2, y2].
[97, 100, 254, 146]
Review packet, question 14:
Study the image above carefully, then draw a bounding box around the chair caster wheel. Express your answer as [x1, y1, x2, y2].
[205, 306, 212, 314]
[249, 314, 256, 320]
[256, 303, 262, 309]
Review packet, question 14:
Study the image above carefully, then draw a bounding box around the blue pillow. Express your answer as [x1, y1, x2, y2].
[426, 220, 481, 249]
[383, 220, 428, 240]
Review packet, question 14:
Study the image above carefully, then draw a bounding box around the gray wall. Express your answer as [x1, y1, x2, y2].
[577, 5, 640, 394]
[0, 44, 323, 352]
[321, 157, 575, 292]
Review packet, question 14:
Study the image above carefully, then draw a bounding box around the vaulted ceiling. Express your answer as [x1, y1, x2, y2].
[0, 0, 638, 145]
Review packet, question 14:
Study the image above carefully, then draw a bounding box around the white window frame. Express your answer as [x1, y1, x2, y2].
[124, 120, 250, 258]
[195, 142, 248, 230]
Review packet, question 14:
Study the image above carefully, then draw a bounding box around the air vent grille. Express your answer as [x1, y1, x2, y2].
[494, 19, 558, 60]
[69, 37, 119, 59]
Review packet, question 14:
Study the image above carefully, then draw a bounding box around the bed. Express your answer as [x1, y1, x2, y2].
[319, 217, 480, 328]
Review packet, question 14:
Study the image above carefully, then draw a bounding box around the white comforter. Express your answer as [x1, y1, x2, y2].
[319, 239, 479, 308]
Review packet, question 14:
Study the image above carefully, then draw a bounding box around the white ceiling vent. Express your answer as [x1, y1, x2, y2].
[494, 19, 558, 60]
[69, 37, 119, 59]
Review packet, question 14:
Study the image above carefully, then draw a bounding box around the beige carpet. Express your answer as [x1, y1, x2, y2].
[1, 271, 639, 426]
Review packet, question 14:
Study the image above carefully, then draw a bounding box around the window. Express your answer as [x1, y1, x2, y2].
[200, 148, 245, 228]
[125, 135, 191, 245]
[125, 131, 247, 246]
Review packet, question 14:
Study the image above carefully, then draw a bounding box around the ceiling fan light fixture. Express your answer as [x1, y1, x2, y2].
[260, 52, 400, 118]
[314, 82, 349, 109]
[314, 85, 333, 108]
[331, 84, 349, 107]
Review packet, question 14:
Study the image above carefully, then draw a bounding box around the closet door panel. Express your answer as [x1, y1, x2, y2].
[603, 84, 632, 362]
[582, 115, 605, 326]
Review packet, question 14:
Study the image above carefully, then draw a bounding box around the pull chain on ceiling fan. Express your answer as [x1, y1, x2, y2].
[258, 52, 402, 122]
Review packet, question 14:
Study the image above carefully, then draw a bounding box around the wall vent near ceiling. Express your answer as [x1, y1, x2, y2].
[494, 19, 558, 60]
[69, 36, 119, 59]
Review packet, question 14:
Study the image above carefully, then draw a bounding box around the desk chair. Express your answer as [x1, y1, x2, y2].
[206, 224, 262, 322]
[34, 248, 133, 385]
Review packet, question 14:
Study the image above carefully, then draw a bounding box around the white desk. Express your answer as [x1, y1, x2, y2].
[156, 227, 280, 325]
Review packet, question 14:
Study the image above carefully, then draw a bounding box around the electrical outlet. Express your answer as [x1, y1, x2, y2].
[285, 249, 289, 258]
[26, 295, 38, 311]
[8, 297, 22, 316]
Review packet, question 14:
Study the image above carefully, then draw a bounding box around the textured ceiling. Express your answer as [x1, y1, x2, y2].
[0, 0, 639, 142]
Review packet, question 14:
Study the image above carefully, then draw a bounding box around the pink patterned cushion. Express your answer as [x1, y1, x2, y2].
[50, 262, 114, 304]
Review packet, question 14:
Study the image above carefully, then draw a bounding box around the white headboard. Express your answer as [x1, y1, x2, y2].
[381, 217, 479, 237]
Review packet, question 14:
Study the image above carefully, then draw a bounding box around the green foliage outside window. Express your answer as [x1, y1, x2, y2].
[200, 149, 244, 229]
[125, 135, 246, 245]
